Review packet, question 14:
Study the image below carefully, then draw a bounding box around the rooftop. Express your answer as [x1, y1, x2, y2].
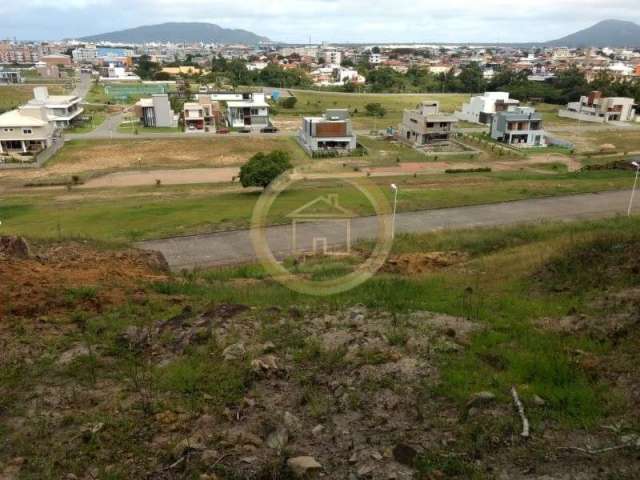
[0, 109, 47, 128]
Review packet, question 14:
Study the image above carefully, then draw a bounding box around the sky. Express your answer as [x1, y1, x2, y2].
[2, 0, 639, 43]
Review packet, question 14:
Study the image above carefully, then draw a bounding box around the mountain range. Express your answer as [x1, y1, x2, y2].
[77, 22, 269, 45]
[75, 19, 640, 47]
[545, 19, 640, 48]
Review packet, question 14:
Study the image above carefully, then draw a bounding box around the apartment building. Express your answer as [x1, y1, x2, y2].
[135, 94, 177, 128]
[26, 87, 84, 128]
[456, 92, 520, 125]
[399, 101, 458, 147]
[72, 46, 98, 64]
[559, 91, 636, 123]
[490, 106, 546, 147]
[0, 106, 56, 157]
[298, 109, 357, 155]
[39, 54, 72, 67]
[226, 93, 270, 129]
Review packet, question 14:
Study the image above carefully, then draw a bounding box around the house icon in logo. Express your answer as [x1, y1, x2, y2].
[286, 194, 356, 255]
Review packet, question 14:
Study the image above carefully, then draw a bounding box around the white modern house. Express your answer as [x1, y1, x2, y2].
[0, 105, 56, 157]
[26, 86, 84, 128]
[298, 109, 357, 155]
[456, 92, 520, 125]
[135, 94, 177, 128]
[226, 93, 270, 130]
[559, 91, 636, 123]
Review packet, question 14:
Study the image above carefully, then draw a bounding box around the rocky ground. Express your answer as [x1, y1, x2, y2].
[1, 236, 639, 479]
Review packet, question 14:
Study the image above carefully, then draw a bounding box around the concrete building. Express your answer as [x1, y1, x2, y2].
[490, 106, 546, 148]
[0, 105, 56, 156]
[559, 91, 636, 123]
[183, 102, 206, 132]
[26, 87, 84, 128]
[226, 93, 270, 129]
[456, 92, 520, 125]
[72, 46, 98, 64]
[39, 54, 72, 67]
[135, 94, 177, 128]
[399, 101, 458, 147]
[321, 48, 342, 66]
[0, 69, 22, 84]
[35, 62, 61, 79]
[298, 109, 357, 155]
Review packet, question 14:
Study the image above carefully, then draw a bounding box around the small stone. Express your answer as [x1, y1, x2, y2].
[56, 344, 91, 366]
[466, 391, 496, 409]
[357, 464, 375, 478]
[251, 355, 278, 375]
[261, 341, 276, 353]
[284, 411, 301, 431]
[266, 428, 288, 451]
[222, 343, 246, 361]
[312, 424, 325, 437]
[370, 451, 383, 461]
[287, 456, 322, 478]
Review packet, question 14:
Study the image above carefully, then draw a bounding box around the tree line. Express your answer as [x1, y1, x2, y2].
[135, 55, 640, 104]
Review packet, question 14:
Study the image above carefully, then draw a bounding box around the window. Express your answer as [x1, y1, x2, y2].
[23, 129, 32, 134]
[3, 128, 14, 132]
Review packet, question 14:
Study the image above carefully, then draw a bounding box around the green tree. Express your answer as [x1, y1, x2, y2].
[135, 55, 161, 80]
[239, 151, 292, 189]
[279, 96, 298, 109]
[457, 63, 486, 93]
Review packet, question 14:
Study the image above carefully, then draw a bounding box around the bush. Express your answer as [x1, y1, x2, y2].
[279, 96, 298, 109]
[365, 102, 387, 117]
[239, 150, 292, 189]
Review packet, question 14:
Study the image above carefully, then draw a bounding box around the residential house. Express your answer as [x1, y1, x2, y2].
[39, 54, 72, 67]
[226, 93, 270, 130]
[399, 101, 458, 147]
[456, 92, 520, 125]
[490, 106, 546, 147]
[559, 91, 636, 123]
[26, 87, 84, 128]
[135, 94, 177, 128]
[195, 95, 221, 130]
[310, 66, 365, 87]
[0, 105, 56, 157]
[183, 102, 206, 132]
[0, 69, 22, 84]
[298, 109, 357, 155]
[35, 62, 61, 79]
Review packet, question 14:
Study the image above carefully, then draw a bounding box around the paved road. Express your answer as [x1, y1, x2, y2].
[73, 73, 93, 99]
[139, 189, 638, 271]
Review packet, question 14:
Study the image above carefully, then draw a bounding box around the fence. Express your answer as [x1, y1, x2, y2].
[0, 132, 64, 170]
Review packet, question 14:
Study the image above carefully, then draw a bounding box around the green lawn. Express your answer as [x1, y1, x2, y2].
[0, 84, 66, 113]
[117, 120, 182, 134]
[1, 170, 634, 243]
[280, 91, 470, 130]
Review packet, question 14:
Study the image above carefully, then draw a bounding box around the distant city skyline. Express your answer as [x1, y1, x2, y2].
[1, 0, 640, 44]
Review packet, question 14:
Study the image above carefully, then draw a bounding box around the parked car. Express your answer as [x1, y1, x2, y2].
[261, 126, 279, 133]
[238, 128, 251, 134]
[217, 127, 230, 134]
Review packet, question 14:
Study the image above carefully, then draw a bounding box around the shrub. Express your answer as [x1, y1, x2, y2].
[365, 102, 387, 117]
[239, 150, 292, 189]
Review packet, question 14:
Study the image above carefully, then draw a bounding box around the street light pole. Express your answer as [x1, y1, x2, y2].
[628, 161, 640, 217]
[390, 184, 398, 239]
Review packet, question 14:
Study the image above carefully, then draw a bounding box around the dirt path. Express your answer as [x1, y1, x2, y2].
[80, 167, 240, 188]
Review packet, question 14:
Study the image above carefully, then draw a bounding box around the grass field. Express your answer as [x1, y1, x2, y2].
[280, 91, 471, 130]
[0, 169, 634, 243]
[117, 120, 182, 134]
[0, 84, 66, 112]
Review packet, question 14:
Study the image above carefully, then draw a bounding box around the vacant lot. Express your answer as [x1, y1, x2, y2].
[0, 137, 310, 182]
[0, 84, 66, 112]
[278, 91, 470, 130]
[558, 128, 640, 153]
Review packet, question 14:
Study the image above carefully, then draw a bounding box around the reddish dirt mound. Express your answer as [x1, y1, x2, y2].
[0, 239, 169, 318]
[383, 251, 468, 275]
